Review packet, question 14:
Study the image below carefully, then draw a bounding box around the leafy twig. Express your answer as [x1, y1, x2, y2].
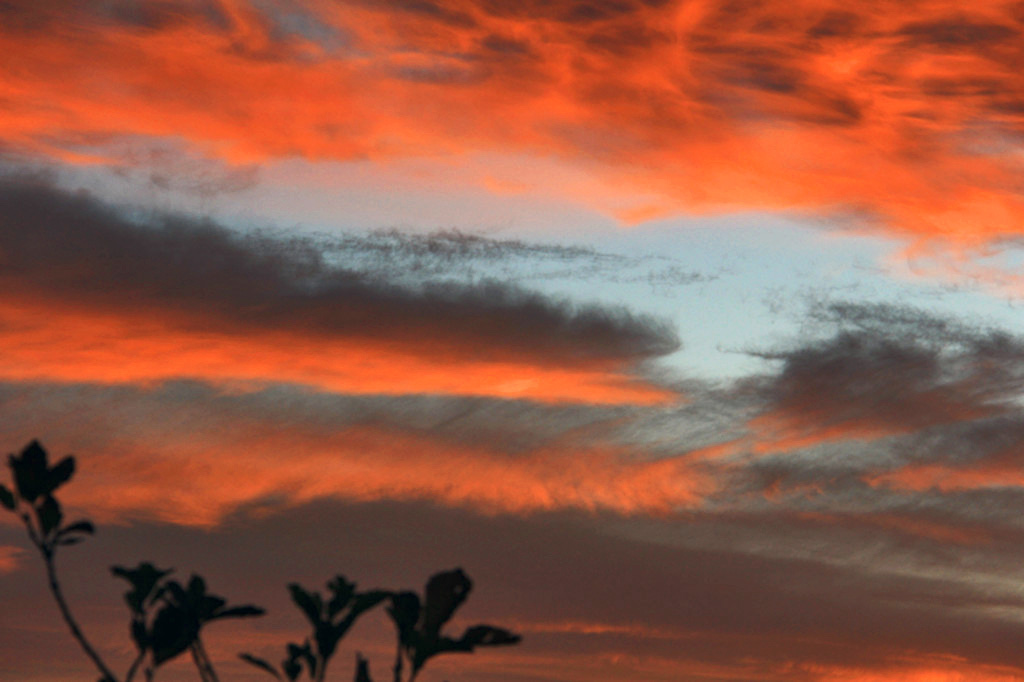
[386, 568, 521, 682]
[1, 441, 115, 681]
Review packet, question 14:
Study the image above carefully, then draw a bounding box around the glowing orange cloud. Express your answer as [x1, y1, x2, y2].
[0, 300, 673, 405]
[799, 658, 1024, 682]
[867, 462, 1024, 493]
[54, 420, 709, 526]
[5, 0, 1024, 243]
[0, 545, 23, 574]
[0, 177, 682, 405]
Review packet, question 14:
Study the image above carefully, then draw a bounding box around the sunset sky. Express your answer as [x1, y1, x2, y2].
[6, 1, 1024, 680]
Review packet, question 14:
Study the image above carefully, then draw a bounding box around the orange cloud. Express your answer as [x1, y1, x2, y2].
[799, 658, 1024, 682]
[0, 177, 680, 404]
[0, 545, 24, 574]
[0, 299, 672, 405]
[5, 1, 1024, 242]
[867, 462, 1024, 493]
[49, 420, 709, 526]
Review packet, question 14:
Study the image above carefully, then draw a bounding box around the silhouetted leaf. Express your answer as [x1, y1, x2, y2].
[424, 635, 460, 659]
[239, 653, 283, 680]
[327, 575, 355, 618]
[329, 573, 358, 614]
[150, 603, 196, 665]
[10, 441, 48, 502]
[164, 580, 189, 607]
[352, 590, 390, 618]
[187, 574, 207, 602]
[0, 483, 14, 510]
[282, 657, 301, 682]
[47, 456, 75, 493]
[354, 653, 373, 682]
[111, 562, 172, 614]
[211, 604, 265, 620]
[391, 568, 522, 679]
[413, 626, 520, 672]
[315, 621, 337, 662]
[288, 583, 323, 627]
[387, 591, 421, 646]
[57, 536, 84, 546]
[286, 641, 316, 679]
[457, 625, 521, 649]
[336, 589, 391, 639]
[130, 619, 149, 650]
[198, 594, 227, 621]
[59, 519, 94, 537]
[421, 568, 471, 637]
[36, 494, 62, 537]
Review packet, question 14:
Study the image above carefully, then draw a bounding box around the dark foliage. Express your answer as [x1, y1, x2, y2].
[2, 440, 521, 681]
[387, 568, 521, 682]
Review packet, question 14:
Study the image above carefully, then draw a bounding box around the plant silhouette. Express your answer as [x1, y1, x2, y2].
[385, 569, 521, 682]
[0, 440, 113, 680]
[1, 441, 264, 682]
[240, 575, 389, 681]
[1, 440, 521, 681]
[112, 563, 264, 681]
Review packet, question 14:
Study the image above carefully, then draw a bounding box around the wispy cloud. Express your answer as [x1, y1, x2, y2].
[0, 545, 24, 574]
[0, 379, 711, 525]
[8, 296, 1024, 677]
[4, 1, 1024, 241]
[0, 176, 679, 403]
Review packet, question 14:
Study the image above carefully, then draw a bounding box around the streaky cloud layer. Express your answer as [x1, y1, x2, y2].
[9, 299, 1024, 679]
[8, 496, 1024, 681]
[9, 3, 1024, 681]
[0, 380, 708, 526]
[0, 176, 679, 403]
[4, 0, 1024, 241]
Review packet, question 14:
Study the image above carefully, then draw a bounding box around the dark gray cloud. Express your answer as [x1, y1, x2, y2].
[746, 302, 1024, 437]
[0, 0, 230, 33]
[0, 175, 680, 368]
[473, 0, 656, 24]
[320, 227, 712, 291]
[897, 17, 1019, 50]
[698, 301, 1024, 557]
[8, 296, 1024, 678]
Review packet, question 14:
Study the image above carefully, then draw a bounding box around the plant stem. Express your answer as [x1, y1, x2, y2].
[189, 643, 210, 682]
[43, 551, 120, 682]
[315, 654, 327, 682]
[190, 640, 220, 682]
[188, 643, 207, 679]
[125, 650, 146, 682]
[393, 641, 403, 682]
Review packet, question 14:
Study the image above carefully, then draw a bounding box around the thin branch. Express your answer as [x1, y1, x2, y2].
[393, 641, 403, 682]
[19, 512, 41, 550]
[199, 640, 220, 682]
[189, 643, 211, 682]
[124, 649, 146, 682]
[190, 639, 220, 682]
[315, 653, 327, 682]
[43, 552, 120, 682]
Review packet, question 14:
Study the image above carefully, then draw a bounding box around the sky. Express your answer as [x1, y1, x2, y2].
[6, 1, 1024, 680]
